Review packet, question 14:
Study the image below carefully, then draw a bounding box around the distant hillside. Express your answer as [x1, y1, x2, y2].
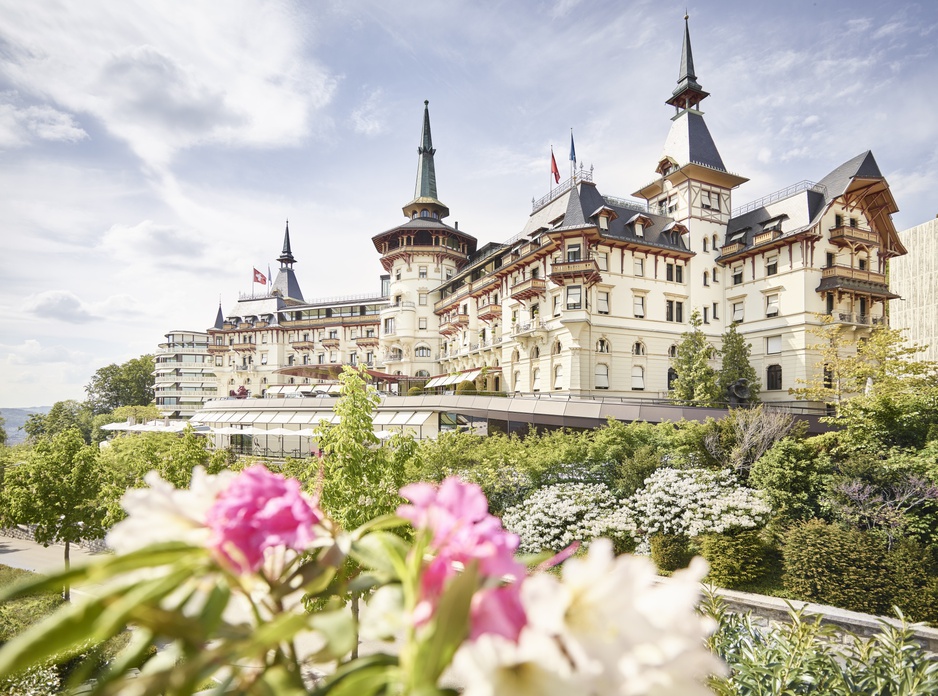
[1, 407, 51, 445]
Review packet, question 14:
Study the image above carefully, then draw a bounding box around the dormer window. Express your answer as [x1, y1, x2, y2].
[635, 221, 644, 238]
[599, 215, 608, 231]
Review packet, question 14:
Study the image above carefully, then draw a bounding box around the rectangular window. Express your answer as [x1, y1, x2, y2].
[329, 329, 338, 339]
[858, 258, 868, 271]
[703, 307, 709, 324]
[666, 300, 683, 322]
[667, 263, 674, 281]
[349, 352, 357, 365]
[633, 295, 645, 318]
[553, 294, 561, 316]
[215, 356, 223, 366]
[767, 365, 783, 391]
[733, 266, 743, 285]
[703, 272, 709, 287]
[701, 190, 712, 210]
[826, 252, 835, 268]
[767, 335, 782, 354]
[593, 251, 608, 271]
[261, 353, 268, 365]
[766, 294, 780, 317]
[419, 293, 428, 306]
[566, 285, 582, 310]
[733, 301, 744, 323]
[631, 367, 645, 390]
[713, 302, 719, 320]
[303, 354, 310, 365]
[330, 351, 337, 363]
[766, 256, 778, 276]
[384, 318, 395, 334]
[317, 354, 325, 364]
[445, 267, 453, 279]
[634, 257, 644, 277]
[419, 317, 427, 329]
[567, 243, 581, 262]
[676, 265, 684, 283]
[597, 291, 610, 315]
[419, 266, 427, 279]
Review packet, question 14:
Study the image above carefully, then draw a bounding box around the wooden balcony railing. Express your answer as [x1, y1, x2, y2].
[821, 265, 886, 284]
[509, 278, 547, 302]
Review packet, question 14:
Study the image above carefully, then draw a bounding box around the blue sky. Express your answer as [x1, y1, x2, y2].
[1, 0, 936, 408]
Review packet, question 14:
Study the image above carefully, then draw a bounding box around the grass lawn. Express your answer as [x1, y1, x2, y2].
[0, 564, 65, 642]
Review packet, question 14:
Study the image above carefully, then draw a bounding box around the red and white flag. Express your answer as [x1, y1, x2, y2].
[550, 147, 560, 184]
[253, 268, 266, 284]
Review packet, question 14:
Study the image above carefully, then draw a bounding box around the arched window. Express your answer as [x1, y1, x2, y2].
[595, 363, 609, 390]
[415, 369, 430, 378]
[420, 209, 429, 218]
[553, 340, 562, 355]
[702, 237, 709, 252]
[668, 367, 678, 390]
[514, 371, 521, 392]
[511, 349, 519, 364]
[633, 341, 645, 356]
[712, 233, 719, 250]
[597, 338, 610, 353]
[668, 344, 678, 358]
[532, 368, 541, 392]
[532, 346, 540, 359]
[554, 364, 563, 390]
[703, 271, 709, 287]
[631, 366, 645, 391]
[415, 345, 431, 358]
[767, 364, 782, 391]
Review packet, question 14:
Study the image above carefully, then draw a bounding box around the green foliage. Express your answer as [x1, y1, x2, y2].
[0, 566, 64, 642]
[455, 379, 477, 395]
[316, 366, 409, 530]
[0, 415, 6, 447]
[832, 387, 938, 455]
[649, 533, 693, 572]
[750, 436, 828, 526]
[887, 540, 938, 623]
[23, 400, 93, 444]
[698, 530, 769, 589]
[84, 354, 155, 415]
[717, 322, 761, 403]
[406, 386, 423, 396]
[704, 591, 938, 695]
[782, 520, 892, 615]
[670, 309, 720, 406]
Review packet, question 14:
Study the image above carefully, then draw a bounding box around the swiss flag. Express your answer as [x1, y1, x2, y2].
[253, 268, 267, 284]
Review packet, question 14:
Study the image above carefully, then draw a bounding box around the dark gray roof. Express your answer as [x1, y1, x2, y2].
[551, 182, 690, 254]
[673, 16, 704, 98]
[377, 216, 466, 236]
[278, 221, 295, 265]
[816, 276, 898, 299]
[271, 267, 304, 302]
[722, 151, 886, 253]
[213, 304, 225, 330]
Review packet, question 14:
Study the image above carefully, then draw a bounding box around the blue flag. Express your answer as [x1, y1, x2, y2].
[268, 264, 272, 286]
[569, 131, 576, 163]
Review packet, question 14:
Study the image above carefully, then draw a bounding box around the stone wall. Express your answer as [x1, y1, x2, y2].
[1, 525, 109, 554]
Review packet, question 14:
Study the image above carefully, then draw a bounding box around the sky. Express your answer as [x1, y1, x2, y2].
[1, 0, 937, 409]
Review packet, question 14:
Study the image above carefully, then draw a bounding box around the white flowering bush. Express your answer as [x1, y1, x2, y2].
[502, 482, 638, 553]
[629, 468, 770, 538]
[0, 664, 59, 696]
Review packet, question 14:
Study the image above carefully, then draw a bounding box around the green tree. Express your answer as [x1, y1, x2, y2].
[717, 322, 760, 403]
[2, 429, 105, 600]
[791, 317, 937, 407]
[749, 436, 828, 526]
[23, 400, 93, 444]
[0, 414, 6, 446]
[670, 310, 720, 406]
[85, 355, 155, 415]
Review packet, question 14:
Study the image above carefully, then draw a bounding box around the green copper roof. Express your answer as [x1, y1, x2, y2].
[405, 101, 449, 218]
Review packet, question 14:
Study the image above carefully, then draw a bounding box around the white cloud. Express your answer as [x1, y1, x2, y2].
[25, 290, 98, 323]
[0, 339, 87, 366]
[100, 220, 208, 266]
[351, 88, 388, 136]
[0, 99, 87, 147]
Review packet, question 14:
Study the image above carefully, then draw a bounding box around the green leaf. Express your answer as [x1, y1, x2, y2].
[414, 563, 477, 683]
[351, 513, 408, 538]
[350, 531, 410, 580]
[307, 607, 357, 660]
[312, 654, 398, 695]
[274, 558, 338, 601]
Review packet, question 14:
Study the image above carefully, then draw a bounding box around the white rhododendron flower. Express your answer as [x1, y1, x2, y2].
[107, 466, 235, 553]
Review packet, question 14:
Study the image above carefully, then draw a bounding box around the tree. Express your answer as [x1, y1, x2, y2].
[717, 322, 760, 403]
[85, 355, 155, 415]
[670, 310, 720, 406]
[791, 317, 937, 407]
[701, 406, 800, 477]
[0, 414, 6, 446]
[23, 400, 93, 444]
[2, 428, 106, 600]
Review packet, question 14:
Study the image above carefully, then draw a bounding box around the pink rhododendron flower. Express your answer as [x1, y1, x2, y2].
[205, 465, 322, 573]
[398, 477, 526, 641]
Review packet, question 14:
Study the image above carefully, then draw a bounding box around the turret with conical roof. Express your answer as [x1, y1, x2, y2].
[270, 220, 305, 302]
[402, 101, 451, 220]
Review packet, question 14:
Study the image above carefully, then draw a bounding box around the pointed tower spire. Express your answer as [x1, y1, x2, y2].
[278, 219, 295, 266]
[213, 303, 225, 330]
[666, 14, 709, 111]
[403, 100, 450, 219]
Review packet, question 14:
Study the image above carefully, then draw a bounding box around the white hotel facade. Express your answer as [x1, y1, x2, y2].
[195, 18, 905, 414]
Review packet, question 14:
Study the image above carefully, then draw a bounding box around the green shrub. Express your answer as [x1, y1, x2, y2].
[782, 520, 892, 615]
[455, 380, 477, 395]
[887, 540, 938, 624]
[407, 386, 423, 396]
[650, 533, 693, 572]
[698, 529, 769, 589]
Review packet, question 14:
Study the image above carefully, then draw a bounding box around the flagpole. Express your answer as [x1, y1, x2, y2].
[569, 128, 575, 184]
[550, 146, 553, 195]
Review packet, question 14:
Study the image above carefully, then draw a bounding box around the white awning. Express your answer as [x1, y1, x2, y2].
[424, 376, 446, 388]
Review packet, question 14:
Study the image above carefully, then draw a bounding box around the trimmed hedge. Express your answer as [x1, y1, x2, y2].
[455, 380, 477, 395]
[782, 520, 892, 616]
[650, 533, 693, 572]
[698, 529, 769, 589]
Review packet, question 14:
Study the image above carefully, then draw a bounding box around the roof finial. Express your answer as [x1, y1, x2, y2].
[278, 219, 295, 266]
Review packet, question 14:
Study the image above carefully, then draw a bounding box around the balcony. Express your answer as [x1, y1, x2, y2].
[383, 351, 404, 363]
[382, 301, 416, 314]
[821, 265, 886, 285]
[827, 312, 888, 327]
[231, 342, 256, 352]
[453, 313, 470, 327]
[476, 300, 502, 322]
[440, 320, 460, 336]
[509, 277, 547, 302]
[512, 320, 548, 337]
[720, 242, 744, 256]
[207, 344, 229, 354]
[355, 335, 379, 348]
[548, 259, 602, 286]
[752, 229, 781, 246]
[434, 286, 471, 313]
[290, 340, 317, 350]
[829, 225, 879, 247]
[470, 275, 499, 298]
[321, 337, 340, 349]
